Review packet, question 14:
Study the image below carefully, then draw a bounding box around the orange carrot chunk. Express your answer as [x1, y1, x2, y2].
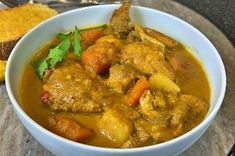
[82, 42, 117, 74]
[47, 115, 93, 143]
[82, 49, 110, 74]
[82, 29, 103, 43]
[127, 78, 150, 106]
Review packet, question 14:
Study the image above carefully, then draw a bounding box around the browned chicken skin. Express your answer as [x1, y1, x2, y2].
[110, 0, 132, 38]
[121, 42, 175, 80]
[43, 60, 113, 112]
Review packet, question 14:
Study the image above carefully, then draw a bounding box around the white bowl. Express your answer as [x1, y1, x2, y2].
[5, 4, 226, 156]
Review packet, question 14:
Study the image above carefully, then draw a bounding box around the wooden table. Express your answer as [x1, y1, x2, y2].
[0, 0, 234, 155]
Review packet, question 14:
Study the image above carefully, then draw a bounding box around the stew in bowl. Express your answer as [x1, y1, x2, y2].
[20, 1, 210, 148]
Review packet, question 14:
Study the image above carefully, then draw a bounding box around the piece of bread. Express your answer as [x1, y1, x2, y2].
[0, 60, 6, 82]
[0, 3, 58, 60]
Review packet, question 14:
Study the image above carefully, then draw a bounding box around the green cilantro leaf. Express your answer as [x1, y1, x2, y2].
[35, 37, 70, 78]
[47, 47, 64, 68]
[34, 26, 83, 79]
[58, 37, 70, 53]
[36, 59, 48, 79]
[74, 26, 82, 57]
[57, 32, 71, 40]
[48, 37, 70, 68]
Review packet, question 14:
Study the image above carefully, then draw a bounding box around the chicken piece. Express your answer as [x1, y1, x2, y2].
[121, 42, 175, 80]
[136, 118, 173, 143]
[171, 94, 208, 127]
[164, 93, 178, 107]
[98, 108, 133, 145]
[110, 0, 131, 38]
[43, 60, 113, 112]
[122, 121, 151, 148]
[134, 24, 165, 52]
[122, 137, 139, 148]
[171, 101, 190, 127]
[47, 115, 93, 142]
[135, 121, 151, 143]
[139, 90, 171, 122]
[152, 91, 166, 109]
[126, 30, 141, 43]
[139, 90, 159, 121]
[112, 100, 141, 120]
[180, 94, 209, 120]
[145, 28, 178, 48]
[107, 64, 140, 93]
[0, 60, 6, 82]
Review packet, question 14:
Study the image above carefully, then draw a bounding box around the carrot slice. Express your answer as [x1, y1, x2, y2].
[127, 78, 150, 106]
[82, 29, 103, 42]
[47, 115, 93, 143]
[82, 49, 110, 74]
[82, 42, 117, 74]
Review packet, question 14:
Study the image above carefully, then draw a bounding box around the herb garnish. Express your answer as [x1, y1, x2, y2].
[34, 26, 82, 78]
[74, 26, 82, 57]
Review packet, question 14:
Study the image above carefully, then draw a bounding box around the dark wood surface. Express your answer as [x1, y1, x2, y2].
[0, 0, 234, 155]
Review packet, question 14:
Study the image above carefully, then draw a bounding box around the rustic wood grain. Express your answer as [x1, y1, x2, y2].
[0, 0, 234, 155]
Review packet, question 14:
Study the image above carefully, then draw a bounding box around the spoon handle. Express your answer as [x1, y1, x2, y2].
[0, 0, 123, 12]
[43, 0, 122, 12]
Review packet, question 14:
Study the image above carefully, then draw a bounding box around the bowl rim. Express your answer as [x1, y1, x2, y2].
[5, 4, 226, 153]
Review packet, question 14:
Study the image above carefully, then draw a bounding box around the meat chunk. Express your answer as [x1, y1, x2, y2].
[171, 101, 190, 127]
[82, 42, 118, 74]
[145, 28, 178, 48]
[107, 64, 140, 93]
[121, 42, 175, 80]
[98, 109, 133, 145]
[47, 115, 93, 142]
[180, 94, 209, 120]
[136, 119, 173, 143]
[111, 101, 141, 120]
[134, 24, 165, 52]
[110, 0, 131, 38]
[139, 90, 160, 121]
[43, 61, 112, 112]
[139, 90, 171, 122]
[122, 120, 151, 148]
[171, 94, 209, 127]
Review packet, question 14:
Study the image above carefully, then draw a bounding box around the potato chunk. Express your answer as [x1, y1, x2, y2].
[139, 90, 160, 121]
[149, 73, 180, 93]
[99, 109, 133, 145]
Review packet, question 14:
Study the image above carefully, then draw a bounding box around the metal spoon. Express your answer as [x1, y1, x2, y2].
[0, 0, 122, 12]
